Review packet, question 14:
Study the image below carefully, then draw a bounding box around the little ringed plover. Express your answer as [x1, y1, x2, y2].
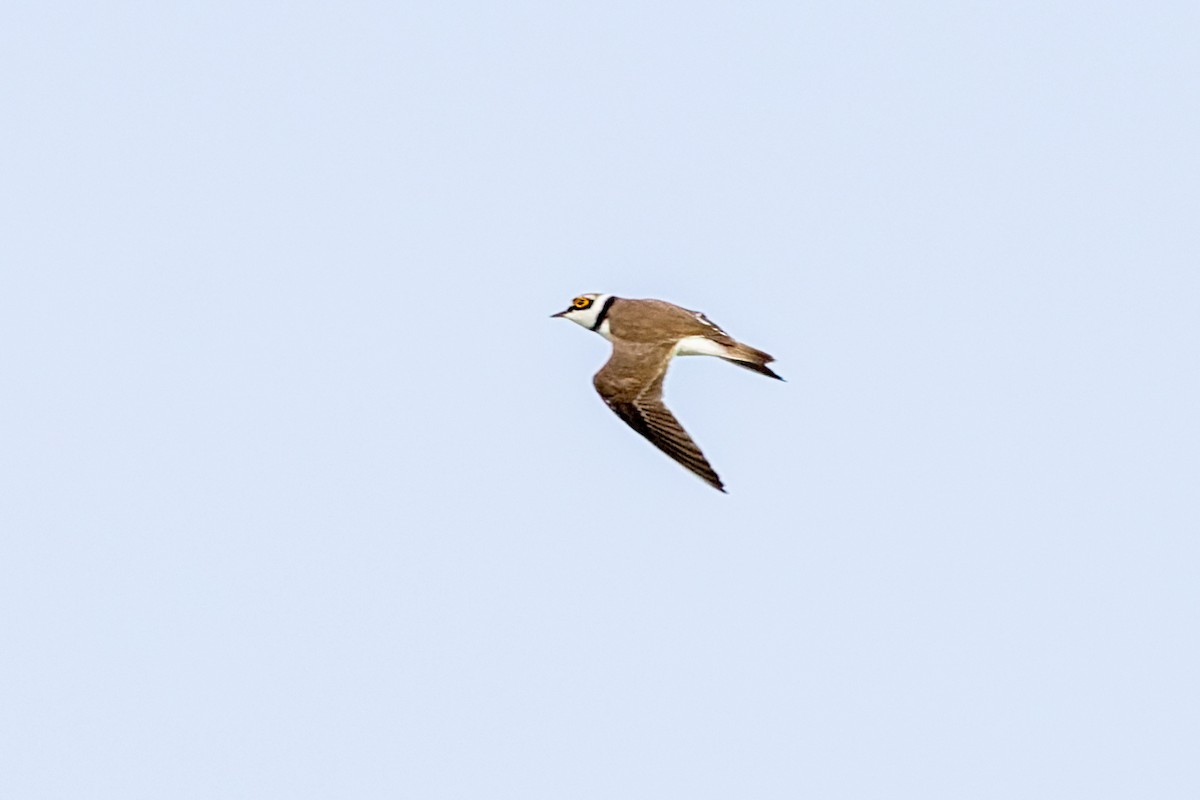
[552, 293, 781, 492]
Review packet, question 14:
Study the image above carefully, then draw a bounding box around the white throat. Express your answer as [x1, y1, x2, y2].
[563, 293, 615, 335]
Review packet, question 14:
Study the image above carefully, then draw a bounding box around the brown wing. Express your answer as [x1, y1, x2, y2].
[593, 341, 726, 492]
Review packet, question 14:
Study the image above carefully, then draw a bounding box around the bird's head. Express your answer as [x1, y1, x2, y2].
[551, 293, 613, 331]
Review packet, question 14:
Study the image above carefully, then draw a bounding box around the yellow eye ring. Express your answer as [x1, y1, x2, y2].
[573, 297, 592, 309]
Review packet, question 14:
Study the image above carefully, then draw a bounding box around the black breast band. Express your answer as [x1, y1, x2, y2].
[590, 296, 616, 331]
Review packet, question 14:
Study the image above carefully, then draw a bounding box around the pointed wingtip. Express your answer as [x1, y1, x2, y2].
[724, 358, 785, 381]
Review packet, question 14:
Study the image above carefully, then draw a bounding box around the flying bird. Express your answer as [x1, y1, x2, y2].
[552, 293, 781, 492]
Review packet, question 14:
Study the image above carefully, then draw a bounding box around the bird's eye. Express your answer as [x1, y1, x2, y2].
[573, 296, 592, 309]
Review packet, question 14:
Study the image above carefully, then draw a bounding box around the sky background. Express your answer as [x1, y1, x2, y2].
[2, 1, 1198, 797]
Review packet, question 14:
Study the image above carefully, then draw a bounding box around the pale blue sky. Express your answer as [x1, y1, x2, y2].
[2, 2, 1198, 798]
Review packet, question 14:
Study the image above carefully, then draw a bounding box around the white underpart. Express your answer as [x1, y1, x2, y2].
[673, 335, 731, 358]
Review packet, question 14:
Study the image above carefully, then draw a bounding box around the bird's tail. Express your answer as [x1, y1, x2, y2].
[722, 343, 784, 381]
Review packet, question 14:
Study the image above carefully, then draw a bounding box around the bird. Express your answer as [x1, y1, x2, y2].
[552, 293, 782, 492]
